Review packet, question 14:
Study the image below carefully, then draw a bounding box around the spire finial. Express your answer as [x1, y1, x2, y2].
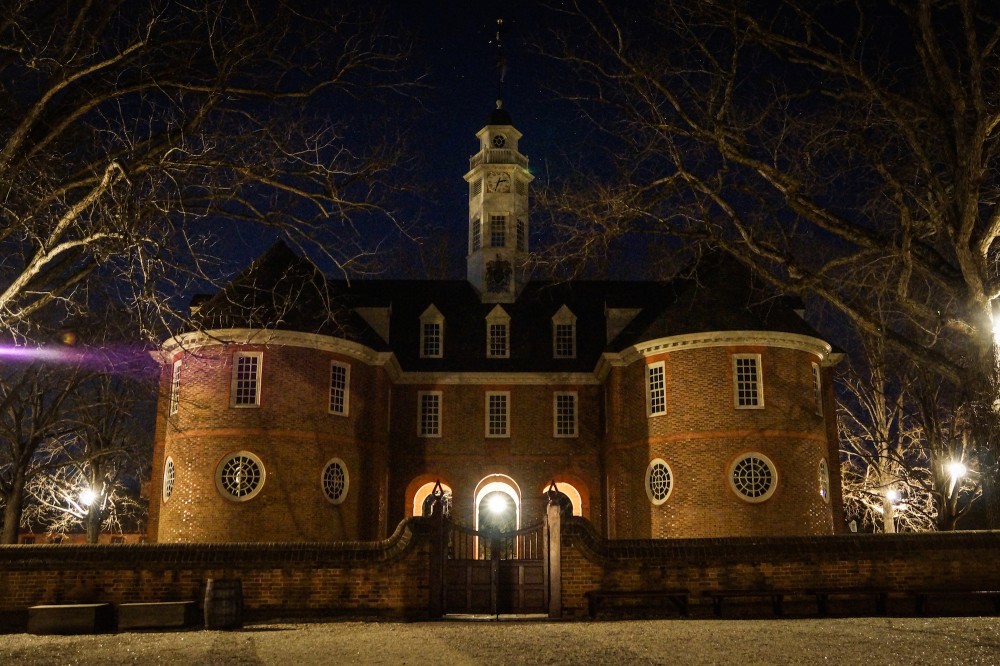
[495, 18, 507, 108]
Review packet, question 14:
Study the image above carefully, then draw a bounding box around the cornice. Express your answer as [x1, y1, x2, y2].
[596, 330, 833, 380]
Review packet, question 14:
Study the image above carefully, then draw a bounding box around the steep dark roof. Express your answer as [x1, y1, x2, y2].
[190, 241, 387, 350]
[190, 244, 827, 371]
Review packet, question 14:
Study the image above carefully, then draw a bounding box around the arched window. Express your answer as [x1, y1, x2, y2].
[413, 481, 453, 517]
[542, 482, 583, 517]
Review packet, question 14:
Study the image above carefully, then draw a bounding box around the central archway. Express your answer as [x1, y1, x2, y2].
[474, 475, 521, 533]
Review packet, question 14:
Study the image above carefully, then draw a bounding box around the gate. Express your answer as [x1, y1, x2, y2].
[437, 519, 548, 616]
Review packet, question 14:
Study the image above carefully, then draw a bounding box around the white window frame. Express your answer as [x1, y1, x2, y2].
[169, 359, 181, 415]
[552, 305, 577, 359]
[818, 458, 830, 502]
[329, 361, 350, 416]
[812, 362, 823, 416]
[486, 305, 511, 359]
[486, 391, 510, 438]
[732, 354, 764, 409]
[646, 361, 666, 416]
[553, 391, 578, 438]
[230, 352, 262, 408]
[420, 305, 444, 359]
[216, 450, 266, 501]
[321, 457, 350, 505]
[490, 213, 506, 248]
[645, 458, 674, 505]
[418, 390, 442, 438]
[728, 452, 777, 503]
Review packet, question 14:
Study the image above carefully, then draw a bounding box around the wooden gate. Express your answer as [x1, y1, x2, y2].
[440, 520, 547, 615]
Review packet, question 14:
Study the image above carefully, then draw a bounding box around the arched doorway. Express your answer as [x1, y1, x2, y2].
[543, 482, 583, 518]
[474, 476, 521, 533]
[413, 481, 453, 517]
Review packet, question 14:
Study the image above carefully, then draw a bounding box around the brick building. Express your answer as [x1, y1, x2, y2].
[149, 103, 844, 543]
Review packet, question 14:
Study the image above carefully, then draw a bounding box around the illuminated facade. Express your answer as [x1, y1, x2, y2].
[149, 105, 844, 543]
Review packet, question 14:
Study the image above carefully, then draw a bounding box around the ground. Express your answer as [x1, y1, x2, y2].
[2, 617, 999, 665]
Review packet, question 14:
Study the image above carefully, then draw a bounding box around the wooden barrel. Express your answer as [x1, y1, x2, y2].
[204, 578, 243, 629]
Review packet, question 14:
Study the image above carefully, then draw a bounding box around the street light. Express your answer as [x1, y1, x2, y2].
[946, 460, 967, 496]
[79, 488, 96, 507]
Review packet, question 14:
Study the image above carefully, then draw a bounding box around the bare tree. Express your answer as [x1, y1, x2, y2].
[0, 0, 414, 343]
[0, 362, 84, 543]
[21, 368, 151, 543]
[543, 0, 1000, 524]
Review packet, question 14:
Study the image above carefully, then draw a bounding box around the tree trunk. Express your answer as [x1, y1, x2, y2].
[1, 471, 26, 544]
[881, 494, 896, 534]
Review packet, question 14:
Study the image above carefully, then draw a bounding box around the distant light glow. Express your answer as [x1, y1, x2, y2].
[993, 319, 1000, 345]
[79, 489, 97, 506]
[886, 489, 900, 502]
[487, 493, 508, 514]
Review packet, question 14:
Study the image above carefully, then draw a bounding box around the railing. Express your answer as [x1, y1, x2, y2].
[446, 520, 544, 561]
[469, 149, 529, 169]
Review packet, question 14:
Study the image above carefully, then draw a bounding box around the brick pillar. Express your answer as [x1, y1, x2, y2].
[428, 503, 445, 618]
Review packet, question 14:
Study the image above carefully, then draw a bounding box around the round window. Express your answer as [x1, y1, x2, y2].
[729, 453, 777, 503]
[645, 458, 673, 505]
[162, 456, 175, 503]
[322, 458, 349, 504]
[216, 451, 265, 501]
[818, 458, 830, 503]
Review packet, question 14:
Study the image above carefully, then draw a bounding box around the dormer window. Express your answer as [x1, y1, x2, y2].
[552, 305, 577, 359]
[486, 305, 510, 358]
[420, 305, 445, 359]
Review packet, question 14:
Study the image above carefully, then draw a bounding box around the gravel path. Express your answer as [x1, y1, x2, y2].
[3, 617, 999, 665]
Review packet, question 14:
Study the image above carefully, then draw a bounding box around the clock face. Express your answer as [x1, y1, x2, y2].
[492, 134, 507, 148]
[487, 171, 511, 193]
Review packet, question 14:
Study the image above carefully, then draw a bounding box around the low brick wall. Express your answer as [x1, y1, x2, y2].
[0, 519, 433, 631]
[559, 518, 1000, 618]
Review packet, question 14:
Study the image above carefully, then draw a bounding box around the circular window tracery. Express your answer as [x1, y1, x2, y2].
[322, 458, 349, 504]
[216, 451, 265, 501]
[645, 458, 673, 505]
[162, 457, 175, 503]
[729, 453, 777, 503]
[818, 458, 830, 503]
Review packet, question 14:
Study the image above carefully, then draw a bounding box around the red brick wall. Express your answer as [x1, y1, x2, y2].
[155, 343, 389, 542]
[558, 519, 1000, 619]
[388, 382, 603, 531]
[604, 344, 836, 538]
[0, 519, 433, 628]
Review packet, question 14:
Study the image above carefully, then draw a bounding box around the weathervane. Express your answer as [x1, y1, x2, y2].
[495, 18, 507, 108]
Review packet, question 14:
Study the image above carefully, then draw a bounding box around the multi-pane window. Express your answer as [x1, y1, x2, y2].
[490, 214, 506, 247]
[516, 219, 526, 251]
[322, 458, 349, 504]
[216, 451, 266, 501]
[554, 323, 575, 358]
[645, 459, 673, 505]
[169, 360, 181, 415]
[554, 392, 578, 437]
[471, 217, 481, 251]
[231, 353, 262, 407]
[422, 322, 442, 358]
[419, 391, 442, 437]
[488, 323, 509, 358]
[812, 362, 823, 416]
[733, 354, 763, 408]
[486, 392, 509, 437]
[329, 361, 350, 415]
[647, 361, 666, 416]
[729, 453, 777, 502]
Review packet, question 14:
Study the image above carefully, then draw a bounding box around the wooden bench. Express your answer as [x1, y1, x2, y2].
[28, 603, 114, 634]
[911, 589, 1000, 615]
[806, 588, 890, 616]
[584, 589, 689, 618]
[702, 590, 792, 617]
[117, 601, 199, 630]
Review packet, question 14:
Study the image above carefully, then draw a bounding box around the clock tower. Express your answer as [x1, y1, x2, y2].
[464, 101, 532, 302]
[465, 19, 532, 302]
